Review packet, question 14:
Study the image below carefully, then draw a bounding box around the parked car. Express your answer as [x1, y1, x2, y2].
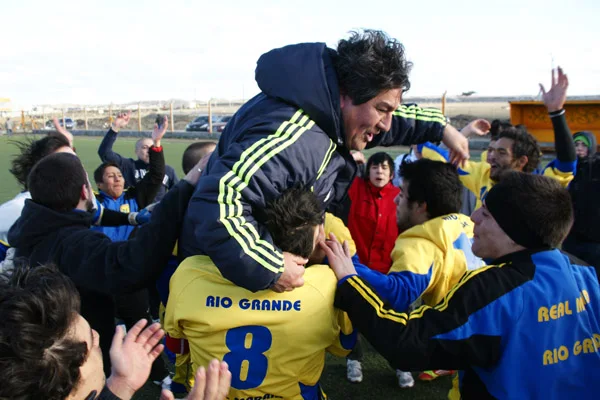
[210, 115, 233, 133]
[44, 118, 76, 130]
[185, 115, 221, 132]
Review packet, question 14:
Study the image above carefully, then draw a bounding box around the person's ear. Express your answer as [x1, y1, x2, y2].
[80, 184, 91, 201]
[515, 155, 529, 171]
[415, 201, 428, 219]
[340, 94, 351, 111]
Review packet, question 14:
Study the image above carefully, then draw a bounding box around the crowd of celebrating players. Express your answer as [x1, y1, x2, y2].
[0, 30, 599, 400]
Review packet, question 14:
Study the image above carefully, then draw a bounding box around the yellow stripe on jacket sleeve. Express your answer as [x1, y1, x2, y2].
[393, 104, 447, 124]
[347, 263, 501, 324]
[408, 264, 499, 319]
[217, 110, 316, 273]
[347, 276, 409, 324]
[316, 139, 337, 181]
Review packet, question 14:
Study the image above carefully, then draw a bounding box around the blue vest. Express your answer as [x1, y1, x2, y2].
[93, 191, 138, 241]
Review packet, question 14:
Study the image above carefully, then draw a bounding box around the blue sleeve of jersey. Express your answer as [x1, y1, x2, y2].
[354, 261, 432, 312]
[543, 158, 577, 174]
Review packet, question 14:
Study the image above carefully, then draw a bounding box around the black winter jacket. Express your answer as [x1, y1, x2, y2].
[8, 180, 194, 373]
[568, 131, 600, 242]
[180, 42, 448, 291]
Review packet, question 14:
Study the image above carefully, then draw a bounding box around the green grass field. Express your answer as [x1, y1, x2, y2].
[0, 134, 452, 399]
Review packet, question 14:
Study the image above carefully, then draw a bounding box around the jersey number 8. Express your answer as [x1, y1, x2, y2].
[224, 325, 272, 389]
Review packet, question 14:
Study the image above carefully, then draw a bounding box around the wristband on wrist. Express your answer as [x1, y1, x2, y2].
[128, 212, 139, 225]
[549, 109, 565, 118]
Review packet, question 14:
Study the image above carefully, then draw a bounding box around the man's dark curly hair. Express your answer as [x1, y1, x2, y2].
[333, 29, 413, 105]
[264, 186, 324, 259]
[489, 119, 512, 141]
[498, 127, 541, 173]
[9, 135, 71, 190]
[0, 262, 87, 400]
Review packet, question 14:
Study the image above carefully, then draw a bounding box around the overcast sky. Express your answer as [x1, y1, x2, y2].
[2, 0, 599, 108]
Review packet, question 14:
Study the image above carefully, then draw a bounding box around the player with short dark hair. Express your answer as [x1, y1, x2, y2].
[347, 159, 483, 386]
[8, 151, 204, 376]
[165, 186, 356, 399]
[182, 141, 217, 174]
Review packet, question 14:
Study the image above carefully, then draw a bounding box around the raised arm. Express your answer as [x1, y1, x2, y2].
[540, 67, 576, 163]
[51, 117, 74, 148]
[370, 104, 470, 166]
[60, 165, 203, 295]
[98, 112, 132, 167]
[134, 117, 167, 207]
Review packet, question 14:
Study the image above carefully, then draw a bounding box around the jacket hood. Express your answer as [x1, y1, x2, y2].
[401, 214, 474, 250]
[573, 131, 597, 158]
[255, 42, 344, 146]
[7, 199, 93, 249]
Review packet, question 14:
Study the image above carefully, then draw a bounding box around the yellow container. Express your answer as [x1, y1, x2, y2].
[509, 100, 600, 147]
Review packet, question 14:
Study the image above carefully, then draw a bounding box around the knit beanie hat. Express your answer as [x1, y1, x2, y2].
[574, 134, 591, 149]
[484, 182, 547, 249]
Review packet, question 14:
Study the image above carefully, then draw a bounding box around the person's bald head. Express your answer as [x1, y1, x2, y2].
[135, 138, 154, 164]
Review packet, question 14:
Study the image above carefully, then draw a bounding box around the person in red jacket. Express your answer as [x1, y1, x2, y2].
[346, 151, 399, 383]
[348, 151, 399, 274]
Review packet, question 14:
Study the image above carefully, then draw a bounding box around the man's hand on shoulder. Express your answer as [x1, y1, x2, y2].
[320, 233, 356, 282]
[271, 252, 307, 292]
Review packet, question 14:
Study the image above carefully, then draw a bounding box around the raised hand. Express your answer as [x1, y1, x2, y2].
[461, 119, 491, 138]
[540, 67, 569, 113]
[152, 116, 169, 147]
[112, 111, 132, 131]
[51, 117, 74, 147]
[105, 319, 165, 400]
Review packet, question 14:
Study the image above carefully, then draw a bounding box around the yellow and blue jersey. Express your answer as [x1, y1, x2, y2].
[353, 214, 483, 311]
[164, 256, 355, 400]
[324, 212, 357, 257]
[336, 248, 600, 399]
[419, 143, 575, 210]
